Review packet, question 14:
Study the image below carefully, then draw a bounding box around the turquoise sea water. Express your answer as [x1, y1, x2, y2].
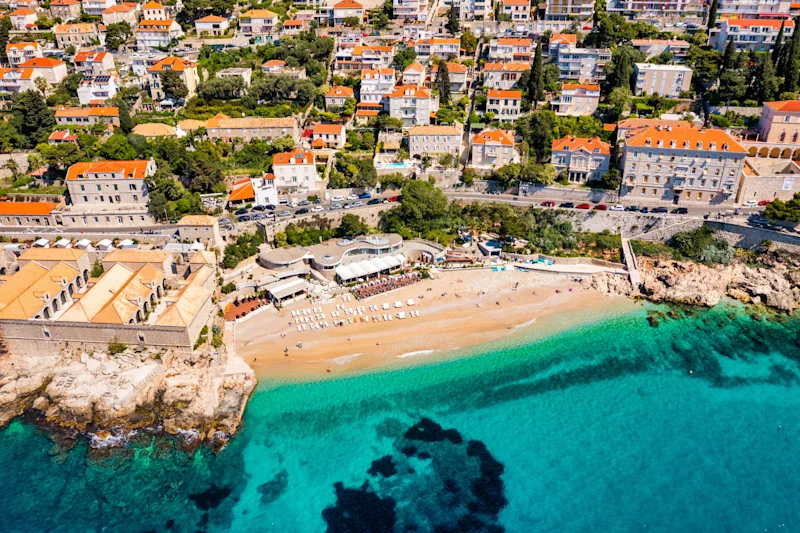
[3, 302, 800, 532]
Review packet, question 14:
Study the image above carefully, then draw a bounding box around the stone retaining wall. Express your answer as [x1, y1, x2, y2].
[258, 204, 395, 242]
[706, 221, 800, 253]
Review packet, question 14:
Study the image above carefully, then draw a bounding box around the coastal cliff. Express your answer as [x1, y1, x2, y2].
[586, 258, 800, 312]
[0, 345, 256, 450]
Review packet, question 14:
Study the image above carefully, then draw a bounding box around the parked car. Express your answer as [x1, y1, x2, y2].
[576, 203, 591, 209]
[343, 203, 352, 209]
[609, 205, 624, 211]
[311, 205, 324, 212]
[351, 200, 363, 207]
[288, 201, 298, 208]
[252, 213, 266, 220]
[237, 215, 250, 222]
[640, 207, 650, 213]
[388, 195, 400, 202]
[264, 204, 276, 211]
[359, 192, 372, 199]
[252, 205, 268, 212]
[298, 200, 310, 207]
[758, 200, 771, 206]
[347, 194, 358, 200]
[295, 208, 309, 215]
[743, 200, 758, 207]
[595, 204, 608, 210]
[559, 202, 575, 208]
[234, 208, 248, 216]
[219, 218, 231, 224]
[625, 205, 640, 212]
[671, 207, 689, 214]
[277, 210, 291, 217]
[540, 200, 555, 207]
[331, 203, 343, 210]
[367, 198, 382, 205]
[312, 198, 322, 204]
[652, 207, 668, 213]
[331, 195, 345, 202]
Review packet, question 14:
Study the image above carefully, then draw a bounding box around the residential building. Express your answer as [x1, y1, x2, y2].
[9, 0, 39, 10]
[549, 83, 600, 116]
[195, 15, 229, 36]
[206, 114, 300, 143]
[325, 85, 355, 109]
[389, 85, 439, 127]
[280, 19, 308, 35]
[135, 19, 184, 50]
[65, 159, 155, 210]
[711, 19, 794, 53]
[551, 135, 611, 184]
[142, 0, 167, 19]
[402, 62, 426, 85]
[758, 100, 800, 143]
[311, 123, 346, 150]
[5, 42, 42, 68]
[449, 0, 494, 20]
[261, 60, 306, 79]
[177, 215, 223, 250]
[332, 0, 364, 24]
[229, 175, 278, 207]
[545, 0, 594, 19]
[20, 58, 68, 85]
[77, 74, 119, 105]
[55, 106, 120, 126]
[615, 117, 693, 145]
[393, 0, 429, 21]
[716, 0, 791, 19]
[102, 2, 139, 25]
[334, 45, 395, 72]
[483, 62, 529, 90]
[0, 201, 63, 227]
[414, 38, 460, 60]
[49, 130, 78, 144]
[81, 0, 115, 15]
[49, 0, 82, 22]
[73, 51, 115, 75]
[130, 52, 168, 77]
[471, 129, 516, 169]
[216, 67, 252, 87]
[487, 38, 533, 62]
[737, 158, 800, 205]
[407, 125, 462, 159]
[0, 68, 45, 98]
[548, 33, 577, 57]
[9, 9, 37, 31]
[360, 67, 395, 106]
[272, 148, 319, 191]
[239, 9, 279, 41]
[631, 39, 691, 62]
[498, 0, 530, 21]
[633, 63, 692, 97]
[54, 24, 100, 49]
[620, 126, 747, 205]
[146, 56, 198, 101]
[486, 90, 521, 121]
[608, 0, 703, 19]
[429, 62, 469, 93]
[556, 45, 611, 83]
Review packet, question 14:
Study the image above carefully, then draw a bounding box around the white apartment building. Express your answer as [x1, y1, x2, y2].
[448, 0, 493, 19]
[551, 135, 611, 184]
[556, 45, 611, 83]
[77, 74, 119, 105]
[5, 42, 41, 68]
[402, 62, 426, 85]
[485, 90, 521, 121]
[311, 123, 346, 150]
[487, 38, 533, 62]
[608, 0, 703, 19]
[498, 0, 530, 21]
[389, 85, 439, 127]
[142, 1, 168, 20]
[20, 57, 68, 85]
[66, 160, 155, 209]
[360, 67, 396, 107]
[716, 0, 791, 19]
[620, 126, 747, 205]
[102, 2, 139, 26]
[325, 85, 355, 109]
[74, 51, 116, 75]
[135, 19, 184, 50]
[483, 63, 529, 90]
[332, 0, 364, 24]
[545, 0, 594, 20]
[471, 130, 516, 169]
[633, 64, 692, 97]
[550, 83, 600, 116]
[414, 38, 460, 61]
[272, 149, 319, 191]
[146, 56, 199, 101]
[0, 68, 44, 98]
[334, 45, 395, 72]
[631, 39, 691, 62]
[54, 23, 100, 49]
[194, 15, 230, 36]
[430, 62, 469, 93]
[81, 0, 114, 15]
[408, 125, 462, 160]
[239, 9, 279, 42]
[548, 33, 577, 57]
[711, 18, 793, 53]
[393, 0, 428, 21]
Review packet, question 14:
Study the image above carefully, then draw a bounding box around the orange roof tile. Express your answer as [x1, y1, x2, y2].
[50, 0, 79, 5]
[137, 19, 177, 31]
[765, 100, 800, 112]
[147, 56, 195, 73]
[74, 51, 108, 62]
[20, 57, 65, 68]
[473, 130, 514, 146]
[9, 8, 35, 16]
[312, 123, 344, 135]
[334, 0, 363, 7]
[487, 89, 522, 99]
[241, 9, 278, 18]
[103, 3, 137, 13]
[66, 160, 151, 181]
[48, 130, 77, 142]
[355, 109, 379, 117]
[497, 38, 531, 46]
[142, 1, 164, 8]
[311, 138, 325, 147]
[726, 18, 793, 29]
[195, 15, 227, 23]
[361, 67, 394, 78]
[282, 19, 304, 26]
[389, 85, 431, 98]
[273, 148, 314, 165]
[0, 67, 36, 80]
[326, 85, 354, 98]
[55, 106, 119, 117]
[229, 179, 255, 202]
[625, 126, 747, 153]
[404, 61, 425, 72]
[550, 33, 577, 44]
[432, 61, 468, 74]
[416, 38, 460, 45]
[54, 23, 96, 33]
[5, 42, 38, 51]
[552, 135, 610, 155]
[0, 201, 59, 215]
[263, 59, 285, 67]
[562, 83, 600, 91]
[501, 0, 530, 5]
[483, 62, 529, 72]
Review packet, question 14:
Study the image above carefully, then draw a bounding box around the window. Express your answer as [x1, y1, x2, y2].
[114, 184, 118, 191]
[96, 185, 101, 191]
[80, 185, 85, 191]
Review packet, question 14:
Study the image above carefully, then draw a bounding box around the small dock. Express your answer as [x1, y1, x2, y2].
[621, 238, 641, 288]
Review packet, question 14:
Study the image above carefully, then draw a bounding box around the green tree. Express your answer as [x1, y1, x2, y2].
[105, 21, 132, 51]
[10, 90, 54, 148]
[707, 0, 718, 31]
[160, 70, 188, 100]
[721, 38, 735, 74]
[717, 69, 746, 104]
[604, 45, 643, 93]
[198, 76, 245, 100]
[751, 54, 779, 103]
[528, 41, 544, 107]
[460, 28, 477, 54]
[520, 161, 557, 185]
[99, 134, 137, 160]
[436, 59, 452, 104]
[393, 46, 417, 70]
[117, 98, 133, 134]
[337, 213, 368, 238]
[0, 18, 11, 64]
[446, 8, 459, 34]
[395, 179, 449, 232]
[773, 20, 786, 66]
[593, 0, 606, 25]
[343, 16, 361, 27]
[608, 86, 633, 111]
[782, 17, 800, 93]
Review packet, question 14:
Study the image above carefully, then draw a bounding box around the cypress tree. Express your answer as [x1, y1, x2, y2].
[0, 18, 11, 65]
[772, 20, 785, 66]
[707, 0, 718, 32]
[436, 59, 451, 105]
[446, 8, 459, 35]
[753, 55, 779, 103]
[117, 98, 134, 134]
[721, 38, 735, 74]
[529, 41, 544, 108]
[593, 0, 606, 26]
[782, 17, 800, 93]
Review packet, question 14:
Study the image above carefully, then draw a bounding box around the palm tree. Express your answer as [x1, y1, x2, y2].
[35, 77, 48, 97]
[4, 159, 18, 179]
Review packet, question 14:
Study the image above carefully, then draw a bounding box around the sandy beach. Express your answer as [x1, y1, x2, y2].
[234, 269, 633, 380]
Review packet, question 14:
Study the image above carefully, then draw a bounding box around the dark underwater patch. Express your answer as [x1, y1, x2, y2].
[322, 482, 397, 532]
[404, 418, 463, 444]
[188, 484, 232, 511]
[258, 469, 289, 505]
[368, 456, 396, 478]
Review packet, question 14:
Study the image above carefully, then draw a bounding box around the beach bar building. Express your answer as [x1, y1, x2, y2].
[334, 254, 406, 284]
[264, 277, 308, 306]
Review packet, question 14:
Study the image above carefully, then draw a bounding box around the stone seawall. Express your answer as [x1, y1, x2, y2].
[707, 221, 800, 253]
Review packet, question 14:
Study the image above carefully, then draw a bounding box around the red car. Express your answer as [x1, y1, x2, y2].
[758, 200, 771, 206]
[595, 204, 608, 210]
[540, 201, 555, 207]
[576, 203, 591, 209]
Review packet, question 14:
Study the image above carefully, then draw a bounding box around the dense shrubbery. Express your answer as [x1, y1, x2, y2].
[222, 232, 265, 269]
[669, 226, 734, 264]
[765, 193, 800, 223]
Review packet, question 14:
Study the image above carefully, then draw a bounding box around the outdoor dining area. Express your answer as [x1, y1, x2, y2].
[352, 272, 423, 300]
[290, 296, 421, 333]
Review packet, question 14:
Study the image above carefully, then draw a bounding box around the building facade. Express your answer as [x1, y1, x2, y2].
[272, 148, 319, 191]
[135, 19, 184, 50]
[408, 125, 462, 159]
[556, 45, 611, 83]
[5, 42, 42, 68]
[389, 85, 439, 127]
[550, 83, 600, 116]
[711, 19, 793, 53]
[146, 56, 198, 101]
[633, 63, 692, 97]
[206, 114, 300, 143]
[471, 130, 515, 169]
[551, 135, 611, 184]
[485, 90, 521, 121]
[483, 62, 529, 90]
[758, 100, 800, 144]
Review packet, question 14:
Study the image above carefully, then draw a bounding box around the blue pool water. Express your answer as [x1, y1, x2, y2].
[2, 302, 800, 532]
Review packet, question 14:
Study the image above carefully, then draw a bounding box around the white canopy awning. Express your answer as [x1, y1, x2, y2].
[348, 262, 369, 278]
[372, 257, 391, 271]
[266, 277, 308, 300]
[336, 264, 355, 281]
[383, 256, 400, 269]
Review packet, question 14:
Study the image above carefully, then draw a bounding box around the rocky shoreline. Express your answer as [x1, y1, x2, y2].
[586, 257, 800, 312]
[0, 345, 256, 452]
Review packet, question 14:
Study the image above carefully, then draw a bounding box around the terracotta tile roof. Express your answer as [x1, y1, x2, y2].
[389, 84, 432, 98]
[50, 0, 79, 5]
[765, 100, 800, 112]
[132, 123, 175, 137]
[104, 249, 171, 265]
[408, 125, 461, 136]
[195, 15, 227, 23]
[497, 37, 531, 46]
[726, 18, 793, 29]
[431, 61, 468, 74]
[550, 33, 577, 44]
[206, 113, 296, 129]
[229, 178, 255, 202]
[311, 138, 325, 147]
[483, 62, 529, 72]
[352, 45, 394, 54]
[241, 9, 278, 18]
[137, 19, 177, 32]
[20, 57, 65, 68]
[312, 123, 344, 135]
[0, 261, 80, 320]
[334, 0, 363, 7]
[54, 23, 96, 33]
[9, 8, 35, 16]
[155, 264, 214, 327]
[147, 56, 196, 72]
[326, 85, 354, 98]
[177, 215, 218, 226]
[74, 51, 108, 62]
[282, 19, 304, 26]
[404, 61, 424, 72]
[5, 42, 39, 51]
[273, 148, 315, 165]
[500, 0, 530, 5]
[361, 67, 394, 78]
[625, 126, 747, 153]
[416, 38, 460, 45]
[66, 160, 152, 181]
[631, 38, 690, 47]
[355, 109, 379, 117]
[55, 106, 119, 117]
[473, 129, 514, 146]
[0, 201, 60, 215]
[142, 1, 164, 8]
[487, 89, 522, 99]
[48, 130, 77, 142]
[103, 3, 137, 13]
[0, 67, 36, 80]
[263, 59, 285, 67]
[552, 135, 610, 155]
[562, 83, 600, 91]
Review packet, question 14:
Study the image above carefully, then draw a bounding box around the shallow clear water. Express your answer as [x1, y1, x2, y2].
[3, 303, 800, 532]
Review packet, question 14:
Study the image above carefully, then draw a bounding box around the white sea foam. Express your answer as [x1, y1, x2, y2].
[331, 353, 362, 364]
[515, 317, 538, 329]
[397, 349, 436, 359]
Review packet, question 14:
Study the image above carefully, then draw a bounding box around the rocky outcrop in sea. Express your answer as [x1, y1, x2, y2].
[0, 345, 256, 451]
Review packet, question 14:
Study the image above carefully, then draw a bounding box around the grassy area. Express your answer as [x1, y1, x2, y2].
[631, 240, 674, 259]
